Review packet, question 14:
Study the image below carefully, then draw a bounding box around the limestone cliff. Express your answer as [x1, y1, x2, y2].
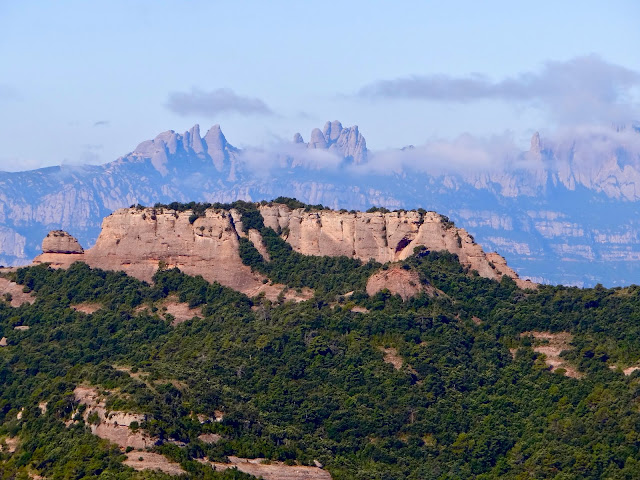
[260, 205, 532, 288]
[34, 203, 530, 292]
[34, 207, 284, 299]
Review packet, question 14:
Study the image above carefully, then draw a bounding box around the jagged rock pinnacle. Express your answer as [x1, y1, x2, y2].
[204, 125, 228, 171]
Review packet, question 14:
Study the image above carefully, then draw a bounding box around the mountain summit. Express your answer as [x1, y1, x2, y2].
[294, 120, 368, 164]
[126, 124, 240, 180]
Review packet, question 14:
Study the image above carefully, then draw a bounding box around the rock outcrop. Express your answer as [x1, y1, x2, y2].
[34, 208, 283, 299]
[33, 203, 530, 295]
[260, 205, 532, 288]
[129, 124, 240, 180]
[42, 230, 83, 254]
[295, 121, 368, 164]
[366, 266, 436, 300]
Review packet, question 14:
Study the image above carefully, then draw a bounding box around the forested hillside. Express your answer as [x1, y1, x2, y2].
[3, 225, 640, 479]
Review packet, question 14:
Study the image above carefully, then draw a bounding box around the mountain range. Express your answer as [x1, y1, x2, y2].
[2, 120, 640, 286]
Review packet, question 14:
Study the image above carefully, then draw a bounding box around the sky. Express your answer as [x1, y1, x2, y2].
[0, 1, 639, 171]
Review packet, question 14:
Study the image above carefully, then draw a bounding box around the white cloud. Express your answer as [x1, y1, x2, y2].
[358, 55, 640, 125]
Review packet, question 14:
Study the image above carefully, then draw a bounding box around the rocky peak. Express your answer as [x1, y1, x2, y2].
[127, 124, 239, 179]
[308, 128, 328, 149]
[42, 230, 83, 254]
[203, 125, 230, 171]
[184, 124, 205, 155]
[305, 120, 368, 164]
[293, 132, 304, 144]
[323, 120, 343, 142]
[259, 204, 531, 288]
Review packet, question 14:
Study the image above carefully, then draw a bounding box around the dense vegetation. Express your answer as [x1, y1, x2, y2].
[139, 197, 328, 229]
[240, 226, 381, 297]
[3, 226, 640, 478]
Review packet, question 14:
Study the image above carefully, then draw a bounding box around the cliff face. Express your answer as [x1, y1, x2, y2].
[33, 204, 529, 293]
[35, 207, 282, 299]
[260, 205, 531, 288]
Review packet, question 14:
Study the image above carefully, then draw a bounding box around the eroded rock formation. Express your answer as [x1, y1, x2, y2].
[260, 205, 532, 288]
[42, 230, 84, 254]
[35, 207, 281, 299]
[366, 266, 437, 300]
[33, 203, 531, 293]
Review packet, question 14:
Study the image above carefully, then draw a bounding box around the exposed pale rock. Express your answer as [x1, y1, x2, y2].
[0, 277, 36, 307]
[529, 131, 542, 158]
[332, 124, 367, 164]
[33, 208, 298, 301]
[309, 128, 327, 149]
[199, 456, 332, 480]
[186, 124, 205, 155]
[37, 208, 260, 288]
[33, 204, 531, 297]
[0, 227, 26, 259]
[248, 228, 270, 261]
[366, 266, 434, 300]
[204, 124, 228, 171]
[124, 452, 185, 476]
[198, 433, 222, 443]
[42, 230, 84, 254]
[306, 121, 368, 164]
[323, 120, 343, 142]
[260, 205, 531, 288]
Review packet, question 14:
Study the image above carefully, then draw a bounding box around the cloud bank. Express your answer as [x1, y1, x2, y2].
[358, 55, 640, 125]
[359, 132, 521, 175]
[239, 141, 345, 177]
[166, 88, 273, 117]
[355, 124, 640, 177]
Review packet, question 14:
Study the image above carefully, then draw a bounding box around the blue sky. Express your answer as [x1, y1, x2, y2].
[0, 1, 638, 171]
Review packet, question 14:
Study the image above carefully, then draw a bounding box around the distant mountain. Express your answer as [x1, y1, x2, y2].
[2, 120, 640, 286]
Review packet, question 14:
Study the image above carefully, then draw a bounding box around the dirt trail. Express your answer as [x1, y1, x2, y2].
[123, 451, 185, 476]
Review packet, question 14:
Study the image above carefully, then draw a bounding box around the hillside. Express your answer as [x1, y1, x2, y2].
[2, 205, 640, 478]
[2, 122, 640, 286]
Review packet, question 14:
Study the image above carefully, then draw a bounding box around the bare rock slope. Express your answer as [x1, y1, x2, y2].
[33, 203, 531, 292]
[35, 207, 289, 299]
[261, 205, 532, 288]
[366, 266, 438, 300]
